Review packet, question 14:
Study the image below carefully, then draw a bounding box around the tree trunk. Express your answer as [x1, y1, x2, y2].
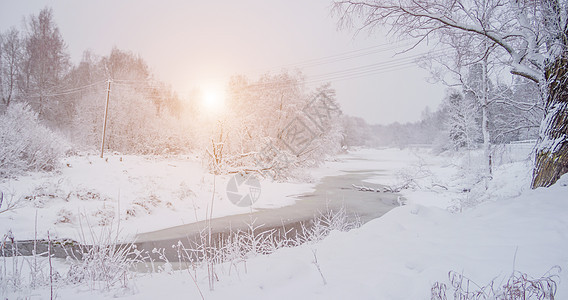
[531, 54, 568, 188]
[481, 55, 492, 178]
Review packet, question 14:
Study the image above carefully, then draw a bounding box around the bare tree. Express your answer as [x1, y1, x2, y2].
[423, 31, 542, 157]
[334, 0, 568, 188]
[419, 33, 498, 176]
[20, 7, 70, 119]
[0, 28, 22, 109]
[101, 47, 150, 82]
[488, 79, 542, 143]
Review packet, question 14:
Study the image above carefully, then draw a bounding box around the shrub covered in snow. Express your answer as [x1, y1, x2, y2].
[0, 102, 68, 177]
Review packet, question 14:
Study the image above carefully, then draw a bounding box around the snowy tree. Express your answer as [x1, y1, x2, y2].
[441, 90, 480, 150]
[298, 83, 344, 167]
[418, 25, 503, 175]
[501, 79, 542, 141]
[0, 7, 194, 156]
[464, 60, 494, 175]
[214, 71, 344, 177]
[341, 115, 372, 147]
[20, 7, 70, 121]
[0, 102, 68, 177]
[488, 80, 542, 143]
[66, 48, 193, 154]
[67, 50, 105, 87]
[423, 41, 542, 146]
[101, 47, 149, 82]
[223, 71, 307, 157]
[334, 0, 568, 188]
[367, 109, 445, 149]
[0, 28, 22, 109]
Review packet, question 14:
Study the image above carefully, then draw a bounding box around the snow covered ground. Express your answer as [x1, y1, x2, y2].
[0, 153, 316, 240]
[0, 146, 452, 241]
[2, 145, 567, 299]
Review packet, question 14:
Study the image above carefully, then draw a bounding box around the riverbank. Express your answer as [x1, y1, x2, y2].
[6, 145, 564, 299]
[0, 148, 425, 241]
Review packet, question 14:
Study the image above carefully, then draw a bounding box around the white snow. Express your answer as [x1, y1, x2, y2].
[2, 145, 568, 299]
[0, 153, 315, 241]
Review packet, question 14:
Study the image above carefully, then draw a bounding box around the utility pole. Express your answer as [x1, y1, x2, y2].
[100, 79, 111, 158]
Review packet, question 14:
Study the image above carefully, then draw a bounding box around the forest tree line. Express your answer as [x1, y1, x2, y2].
[334, 0, 568, 188]
[0, 6, 552, 184]
[344, 65, 542, 152]
[0, 7, 344, 179]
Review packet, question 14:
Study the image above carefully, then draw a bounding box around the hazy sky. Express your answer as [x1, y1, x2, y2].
[0, 0, 445, 125]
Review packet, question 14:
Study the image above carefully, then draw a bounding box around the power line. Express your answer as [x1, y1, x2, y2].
[103, 47, 445, 98]
[176, 38, 424, 84]
[248, 38, 418, 74]
[304, 63, 422, 86]
[26, 40, 438, 98]
[305, 48, 449, 82]
[26, 80, 108, 98]
[272, 42, 417, 70]
[240, 48, 450, 91]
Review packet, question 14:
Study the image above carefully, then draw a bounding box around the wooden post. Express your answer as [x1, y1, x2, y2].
[100, 80, 111, 158]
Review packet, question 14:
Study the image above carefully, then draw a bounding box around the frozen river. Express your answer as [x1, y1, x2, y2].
[134, 167, 400, 260]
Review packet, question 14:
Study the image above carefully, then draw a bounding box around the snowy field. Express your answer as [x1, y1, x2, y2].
[0, 153, 316, 240]
[2, 145, 567, 299]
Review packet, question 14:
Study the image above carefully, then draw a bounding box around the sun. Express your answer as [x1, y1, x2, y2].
[201, 87, 226, 113]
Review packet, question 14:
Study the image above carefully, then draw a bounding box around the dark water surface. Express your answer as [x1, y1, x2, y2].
[132, 169, 400, 261]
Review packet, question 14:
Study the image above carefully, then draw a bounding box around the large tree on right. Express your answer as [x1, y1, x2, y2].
[334, 0, 568, 188]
